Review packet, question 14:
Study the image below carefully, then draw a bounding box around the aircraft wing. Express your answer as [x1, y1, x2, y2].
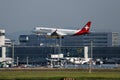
[51, 30, 66, 36]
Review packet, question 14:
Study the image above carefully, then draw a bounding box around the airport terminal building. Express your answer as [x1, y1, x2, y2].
[0, 46, 120, 66]
[0, 30, 120, 67]
[19, 32, 119, 47]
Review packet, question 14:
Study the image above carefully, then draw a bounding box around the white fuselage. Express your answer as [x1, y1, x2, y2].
[33, 27, 78, 36]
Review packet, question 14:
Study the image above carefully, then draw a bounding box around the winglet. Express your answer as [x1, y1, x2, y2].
[74, 21, 91, 35]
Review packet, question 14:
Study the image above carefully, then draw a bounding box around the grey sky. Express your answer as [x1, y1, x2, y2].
[0, 0, 120, 35]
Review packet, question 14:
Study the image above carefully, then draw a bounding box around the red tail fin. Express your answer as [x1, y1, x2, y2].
[74, 21, 91, 36]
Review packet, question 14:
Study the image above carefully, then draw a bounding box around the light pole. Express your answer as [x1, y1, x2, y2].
[89, 40, 93, 73]
[58, 36, 62, 66]
[26, 56, 29, 67]
[58, 36, 62, 54]
[12, 40, 15, 67]
[17, 56, 19, 66]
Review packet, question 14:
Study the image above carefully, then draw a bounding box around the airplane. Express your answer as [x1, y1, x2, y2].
[33, 21, 91, 37]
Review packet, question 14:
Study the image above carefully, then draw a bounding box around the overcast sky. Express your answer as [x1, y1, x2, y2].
[0, 0, 120, 36]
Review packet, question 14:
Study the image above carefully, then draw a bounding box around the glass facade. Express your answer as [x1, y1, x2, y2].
[19, 35, 56, 46]
[93, 47, 120, 58]
[19, 32, 119, 47]
[1, 46, 85, 65]
[0, 46, 120, 65]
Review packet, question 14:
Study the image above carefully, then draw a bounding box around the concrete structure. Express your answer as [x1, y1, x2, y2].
[0, 29, 5, 47]
[84, 46, 89, 61]
[5, 38, 12, 46]
[2, 47, 6, 61]
[0, 29, 6, 62]
[0, 29, 12, 65]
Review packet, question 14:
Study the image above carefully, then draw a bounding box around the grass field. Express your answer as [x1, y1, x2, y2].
[0, 68, 120, 80]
